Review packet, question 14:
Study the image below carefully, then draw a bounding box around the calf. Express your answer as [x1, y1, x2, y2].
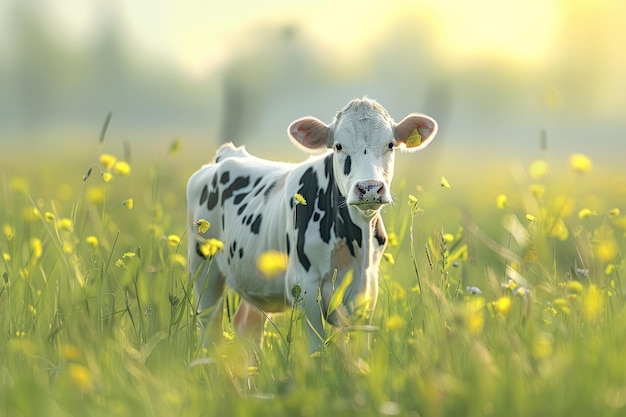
[187, 97, 437, 352]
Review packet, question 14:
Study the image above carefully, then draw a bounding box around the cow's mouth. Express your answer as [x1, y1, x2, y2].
[349, 200, 388, 214]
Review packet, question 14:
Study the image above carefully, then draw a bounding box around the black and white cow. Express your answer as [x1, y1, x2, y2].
[187, 97, 437, 352]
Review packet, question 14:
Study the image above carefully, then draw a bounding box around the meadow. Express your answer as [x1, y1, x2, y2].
[1, 133, 626, 417]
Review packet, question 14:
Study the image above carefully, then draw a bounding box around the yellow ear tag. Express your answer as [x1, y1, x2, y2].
[406, 128, 422, 148]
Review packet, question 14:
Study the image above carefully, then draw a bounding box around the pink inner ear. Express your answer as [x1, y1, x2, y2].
[288, 117, 329, 151]
[395, 114, 437, 147]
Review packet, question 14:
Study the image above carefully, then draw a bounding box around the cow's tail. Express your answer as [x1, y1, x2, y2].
[214, 142, 249, 163]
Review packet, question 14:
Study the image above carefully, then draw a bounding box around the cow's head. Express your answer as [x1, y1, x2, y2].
[288, 98, 438, 216]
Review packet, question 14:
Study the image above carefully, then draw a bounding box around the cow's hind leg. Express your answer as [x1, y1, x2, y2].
[190, 252, 226, 346]
[233, 299, 265, 348]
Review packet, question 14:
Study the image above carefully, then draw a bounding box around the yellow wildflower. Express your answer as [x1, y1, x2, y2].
[57, 218, 73, 231]
[553, 297, 571, 315]
[494, 296, 512, 317]
[528, 160, 549, 180]
[86, 187, 105, 204]
[30, 238, 43, 259]
[408, 194, 418, 204]
[60, 344, 81, 361]
[550, 218, 569, 241]
[99, 153, 117, 169]
[68, 363, 95, 394]
[3, 224, 14, 241]
[385, 314, 405, 331]
[496, 194, 508, 209]
[582, 284, 604, 322]
[196, 219, 210, 234]
[122, 199, 134, 210]
[570, 153, 593, 174]
[383, 252, 395, 265]
[605, 264, 615, 275]
[609, 208, 620, 217]
[198, 238, 224, 258]
[102, 172, 113, 183]
[566, 280, 583, 294]
[123, 252, 136, 260]
[44, 212, 56, 223]
[171, 254, 187, 268]
[62, 240, 73, 254]
[462, 297, 485, 333]
[113, 161, 131, 177]
[256, 250, 288, 279]
[388, 232, 399, 247]
[85, 236, 99, 250]
[440, 176, 451, 189]
[388, 280, 406, 300]
[578, 208, 597, 219]
[167, 235, 181, 247]
[594, 239, 618, 262]
[526, 214, 536, 222]
[532, 332, 554, 359]
[294, 193, 307, 205]
[2, 253, 10, 262]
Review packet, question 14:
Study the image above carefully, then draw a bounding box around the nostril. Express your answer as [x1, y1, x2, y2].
[355, 181, 384, 198]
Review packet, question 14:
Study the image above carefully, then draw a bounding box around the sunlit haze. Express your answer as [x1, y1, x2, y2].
[1, 0, 625, 162]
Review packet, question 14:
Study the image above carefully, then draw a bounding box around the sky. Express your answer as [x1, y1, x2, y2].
[1, 0, 625, 162]
[26, 0, 560, 78]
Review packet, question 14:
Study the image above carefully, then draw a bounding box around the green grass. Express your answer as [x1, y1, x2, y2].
[1, 138, 626, 417]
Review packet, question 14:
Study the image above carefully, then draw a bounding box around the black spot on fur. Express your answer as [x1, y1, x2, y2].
[199, 185, 209, 206]
[239, 248, 244, 259]
[286, 233, 291, 255]
[313, 212, 320, 222]
[237, 204, 247, 216]
[222, 176, 250, 205]
[221, 213, 225, 230]
[206, 175, 219, 210]
[344, 155, 351, 175]
[207, 191, 219, 210]
[234, 193, 246, 205]
[246, 216, 253, 226]
[295, 167, 319, 271]
[254, 185, 266, 197]
[253, 177, 262, 187]
[220, 171, 230, 185]
[318, 155, 362, 256]
[250, 214, 263, 234]
[196, 242, 208, 259]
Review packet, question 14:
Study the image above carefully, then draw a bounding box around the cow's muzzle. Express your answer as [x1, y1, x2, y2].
[349, 180, 390, 210]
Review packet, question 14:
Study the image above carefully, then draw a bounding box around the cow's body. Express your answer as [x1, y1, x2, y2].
[187, 97, 437, 352]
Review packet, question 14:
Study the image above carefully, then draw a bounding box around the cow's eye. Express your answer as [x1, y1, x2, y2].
[387, 142, 395, 150]
[335, 143, 343, 152]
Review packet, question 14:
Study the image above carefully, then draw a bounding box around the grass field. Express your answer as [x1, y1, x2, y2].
[1, 135, 625, 417]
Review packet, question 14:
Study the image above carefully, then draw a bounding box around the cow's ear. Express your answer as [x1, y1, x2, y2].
[394, 114, 438, 152]
[288, 117, 331, 153]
